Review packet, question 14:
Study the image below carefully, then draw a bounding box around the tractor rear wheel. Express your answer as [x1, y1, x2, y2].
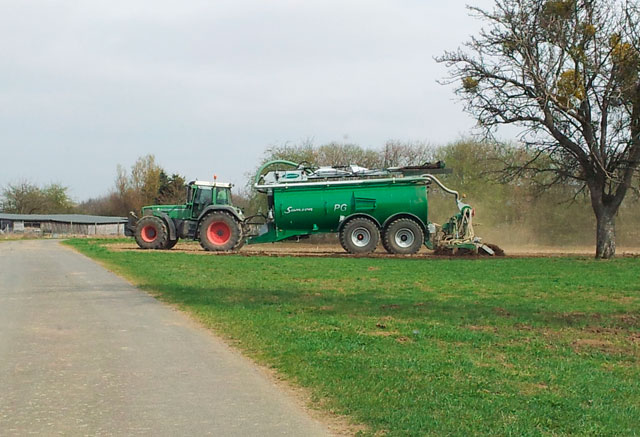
[134, 216, 169, 250]
[199, 212, 241, 251]
[383, 218, 424, 255]
[339, 217, 379, 254]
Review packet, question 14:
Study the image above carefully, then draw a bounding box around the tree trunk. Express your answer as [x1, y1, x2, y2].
[595, 208, 616, 259]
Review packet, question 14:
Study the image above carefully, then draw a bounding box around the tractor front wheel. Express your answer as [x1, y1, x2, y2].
[164, 238, 179, 250]
[382, 218, 424, 255]
[339, 217, 379, 254]
[134, 216, 169, 250]
[199, 213, 242, 251]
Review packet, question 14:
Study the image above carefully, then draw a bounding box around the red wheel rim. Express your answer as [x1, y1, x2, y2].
[207, 221, 231, 245]
[141, 225, 157, 243]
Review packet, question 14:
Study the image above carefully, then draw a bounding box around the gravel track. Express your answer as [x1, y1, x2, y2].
[0, 240, 333, 436]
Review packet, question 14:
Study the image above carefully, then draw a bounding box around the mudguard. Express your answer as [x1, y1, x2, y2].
[197, 206, 244, 223]
[153, 211, 177, 241]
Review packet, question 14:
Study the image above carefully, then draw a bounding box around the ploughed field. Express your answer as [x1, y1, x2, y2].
[106, 240, 640, 258]
[66, 238, 640, 436]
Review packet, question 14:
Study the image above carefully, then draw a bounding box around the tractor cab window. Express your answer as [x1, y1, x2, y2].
[196, 187, 212, 204]
[215, 187, 231, 205]
[192, 187, 212, 217]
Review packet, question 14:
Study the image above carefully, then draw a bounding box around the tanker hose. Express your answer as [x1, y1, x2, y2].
[420, 174, 460, 204]
[254, 160, 300, 185]
[243, 213, 268, 225]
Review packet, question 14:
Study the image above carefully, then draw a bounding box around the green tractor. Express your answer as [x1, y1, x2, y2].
[125, 179, 246, 251]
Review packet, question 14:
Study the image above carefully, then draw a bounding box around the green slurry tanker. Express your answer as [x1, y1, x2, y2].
[126, 160, 496, 255]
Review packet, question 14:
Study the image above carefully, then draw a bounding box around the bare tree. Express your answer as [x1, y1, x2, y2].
[381, 140, 436, 167]
[1, 181, 74, 214]
[130, 154, 162, 207]
[438, 0, 640, 258]
[1, 182, 43, 214]
[317, 142, 382, 168]
[111, 155, 165, 214]
[262, 140, 384, 168]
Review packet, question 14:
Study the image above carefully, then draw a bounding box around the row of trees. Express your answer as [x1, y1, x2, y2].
[77, 155, 186, 216]
[250, 139, 436, 170]
[0, 182, 74, 214]
[1, 155, 186, 217]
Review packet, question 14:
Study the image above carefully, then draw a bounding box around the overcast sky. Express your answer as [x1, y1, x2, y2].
[1, 0, 499, 201]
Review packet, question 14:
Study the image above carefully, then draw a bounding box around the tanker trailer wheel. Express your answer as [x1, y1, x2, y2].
[339, 217, 380, 254]
[382, 218, 424, 255]
[199, 212, 241, 252]
[134, 216, 169, 250]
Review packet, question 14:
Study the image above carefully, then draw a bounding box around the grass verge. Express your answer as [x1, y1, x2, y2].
[64, 239, 640, 436]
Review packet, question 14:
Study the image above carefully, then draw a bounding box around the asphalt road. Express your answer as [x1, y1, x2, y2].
[0, 240, 332, 436]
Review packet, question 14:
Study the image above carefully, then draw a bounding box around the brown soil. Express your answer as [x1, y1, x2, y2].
[485, 243, 506, 256]
[106, 240, 640, 258]
[571, 338, 621, 354]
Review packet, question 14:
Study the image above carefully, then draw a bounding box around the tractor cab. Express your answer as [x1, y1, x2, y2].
[186, 181, 233, 218]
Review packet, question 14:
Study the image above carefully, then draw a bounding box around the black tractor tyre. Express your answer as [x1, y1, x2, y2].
[339, 217, 380, 254]
[382, 218, 424, 255]
[134, 216, 169, 250]
[164, 238, 179, 250]
[199, 212, 241, 252]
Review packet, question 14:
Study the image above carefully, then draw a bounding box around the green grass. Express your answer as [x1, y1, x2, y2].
[65, 239, 640, 436]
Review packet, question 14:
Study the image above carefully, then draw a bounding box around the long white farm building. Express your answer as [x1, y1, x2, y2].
[0, 214, 127, 236]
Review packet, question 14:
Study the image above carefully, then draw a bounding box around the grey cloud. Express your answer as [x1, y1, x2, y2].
[0, 0, 496, 200]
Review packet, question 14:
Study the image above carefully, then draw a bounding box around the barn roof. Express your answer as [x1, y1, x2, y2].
[0, 213, 127, 224]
